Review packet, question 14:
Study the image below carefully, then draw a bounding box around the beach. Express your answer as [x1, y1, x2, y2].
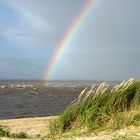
[0, 116, 140, 140]
[0, 116, 57, 137]
[0, 80, 122, 140]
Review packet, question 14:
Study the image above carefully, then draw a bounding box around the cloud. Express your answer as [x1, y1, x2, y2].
[2, 0, 87, 49]
[1, 0, 56, 49]
[0, 0, 140, 80]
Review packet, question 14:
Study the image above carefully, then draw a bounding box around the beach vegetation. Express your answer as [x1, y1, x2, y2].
[0, 124, 29, 138]
[48, 79, 140, 136]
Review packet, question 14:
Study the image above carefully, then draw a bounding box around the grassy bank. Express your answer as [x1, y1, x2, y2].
[48, 79, 140, 136]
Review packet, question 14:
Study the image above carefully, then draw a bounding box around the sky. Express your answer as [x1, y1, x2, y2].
[0, 0, 140, 80]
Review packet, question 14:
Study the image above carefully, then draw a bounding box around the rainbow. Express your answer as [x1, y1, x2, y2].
[44, 0, 96, 80]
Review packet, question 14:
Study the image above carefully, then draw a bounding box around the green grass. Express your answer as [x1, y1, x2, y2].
[0, 125, 11, 137]
[48, 79, 140, 135]
[0, 124, 29, 138]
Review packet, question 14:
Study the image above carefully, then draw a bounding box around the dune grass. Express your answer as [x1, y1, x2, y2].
[48, 79, 140, 135]
[0, 124, 29, 139]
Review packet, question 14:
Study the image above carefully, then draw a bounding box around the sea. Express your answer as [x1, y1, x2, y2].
[0, 80, 120, 119]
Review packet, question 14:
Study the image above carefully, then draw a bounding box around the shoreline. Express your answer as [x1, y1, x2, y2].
[1, 80, 140, 139]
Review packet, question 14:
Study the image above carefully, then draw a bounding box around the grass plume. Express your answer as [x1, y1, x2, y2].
[49, 79, 140, 135]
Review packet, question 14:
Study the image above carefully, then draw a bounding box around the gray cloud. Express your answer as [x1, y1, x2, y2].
[0, 0, 140, 80]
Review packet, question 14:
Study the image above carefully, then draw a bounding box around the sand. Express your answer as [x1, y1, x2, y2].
[0, 116, 140, 140]
[0, 116, 57, 139]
